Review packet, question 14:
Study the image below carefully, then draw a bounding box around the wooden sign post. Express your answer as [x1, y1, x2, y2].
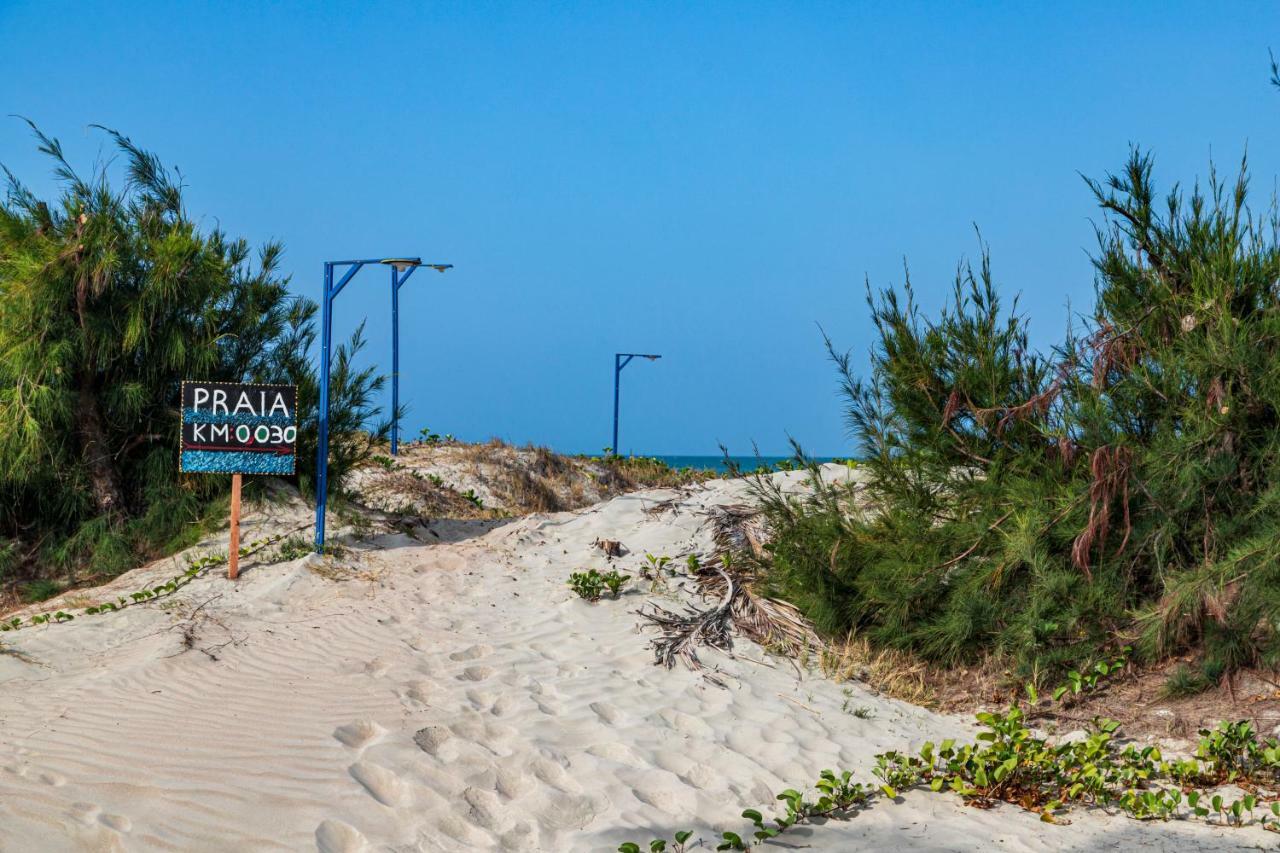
[228, 474, 243, 580]
[179, 382, 298, 580]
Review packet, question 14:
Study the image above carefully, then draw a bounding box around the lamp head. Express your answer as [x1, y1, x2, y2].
[381, 258, 423, 272]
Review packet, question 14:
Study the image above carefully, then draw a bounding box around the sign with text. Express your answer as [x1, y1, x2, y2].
[180, 381, 298, 475]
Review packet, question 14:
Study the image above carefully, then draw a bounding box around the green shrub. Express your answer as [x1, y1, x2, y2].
[20, 579, 61, 603]
[0, 123, 391, 590]
[758, 148, 1280, 684]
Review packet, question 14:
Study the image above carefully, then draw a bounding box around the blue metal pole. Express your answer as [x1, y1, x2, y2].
[390, 266, 401, 456]
[612, 354, 636, 455]
[612, 354, 621, 455]
[314, 262, 334, 552]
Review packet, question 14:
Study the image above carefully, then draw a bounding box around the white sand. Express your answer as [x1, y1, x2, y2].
[0, 470, 1269, 851]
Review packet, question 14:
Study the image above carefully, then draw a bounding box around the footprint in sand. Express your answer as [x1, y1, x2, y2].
[494, 765, 533, 799]
[315, 819, 368, 853]
[39, 770, 66, 787]
[677, 763, 717, 790]
[363, 659, 391, 678]
[462, 786, 509, 832]
[658, 709, 713, 739]
[449, 713, 486, 741]
[588, 701, 623, 726]
[348, 761, 408, 807]
[69, 802, 100, 826]
[498, 821, 538, 849]
[758, 727, 792, 745]
[458, 664, 495, 682]
[632, 783, 687, 816]
[586, 742, 647, 769]
[465, 688, 496, 711]
[413, 725, 453, 757]
[489, 694, 518, 717]
[536, 792, 602, 830]
[333, 720, 385, 750]
[435, 813, 491, 847]
[99, 813, 131, 833]
[449, 643, 493, 662]
[530, 756, 581, 794]
[402, 680, 433, 707]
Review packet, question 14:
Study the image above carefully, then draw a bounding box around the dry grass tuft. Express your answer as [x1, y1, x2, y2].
[361, 469, 493, 519]
[818, 632, 938, 708]
[500, 466, 564, 514]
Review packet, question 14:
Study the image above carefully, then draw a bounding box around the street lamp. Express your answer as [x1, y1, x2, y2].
[612, 352, 661, 456]
[315, 256, 452, 552]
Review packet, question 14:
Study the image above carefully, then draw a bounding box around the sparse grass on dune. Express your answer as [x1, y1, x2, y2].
[600, 454, 714, 490]
[357, 439, 716, 521]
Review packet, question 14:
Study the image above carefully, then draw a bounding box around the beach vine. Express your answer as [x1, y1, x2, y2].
[0, 526, 307, 633]
[619, 696, 1280, 851]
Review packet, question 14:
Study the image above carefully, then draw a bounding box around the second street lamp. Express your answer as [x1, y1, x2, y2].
[612, 352, 661, 456]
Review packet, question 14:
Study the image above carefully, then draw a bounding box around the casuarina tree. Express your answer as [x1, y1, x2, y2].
[0, 123, 388, 586]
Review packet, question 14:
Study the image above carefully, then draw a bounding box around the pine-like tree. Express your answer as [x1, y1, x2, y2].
[0, 124, 388, 584]
[760, 148, 1280, 686]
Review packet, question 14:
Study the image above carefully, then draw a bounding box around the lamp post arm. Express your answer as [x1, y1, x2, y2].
[395, 265, 418, 290]
[330, 261, 368, 299]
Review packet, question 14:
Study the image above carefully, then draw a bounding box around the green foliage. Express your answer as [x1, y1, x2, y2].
[0, 124, 390, 589]
[600, 454, 713, 487]
[758, 148, 1280, 681]
[2, 531, 290, 632]
[271, 536, 312, 564]
[617, 831, 693, 853]
[568, 568, 630, 601]
[1049, 648, 1129, 704]
[628, 706, 1280, 849]
[20, 579, 61, 603]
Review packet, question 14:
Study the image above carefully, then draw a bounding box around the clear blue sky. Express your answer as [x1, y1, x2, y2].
[3, 2, 1279, 455]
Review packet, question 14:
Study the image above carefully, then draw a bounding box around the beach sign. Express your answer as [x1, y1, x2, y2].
[180, 381, 298, 579]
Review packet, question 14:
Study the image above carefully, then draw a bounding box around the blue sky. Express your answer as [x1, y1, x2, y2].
[3, 2, 1279, 455]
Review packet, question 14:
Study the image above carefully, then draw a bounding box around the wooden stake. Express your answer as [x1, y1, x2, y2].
[228, 473, 242, 580]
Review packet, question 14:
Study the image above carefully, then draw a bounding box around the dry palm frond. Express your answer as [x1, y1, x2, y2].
[639, 500, 821, 678]
[732, 590, 819, 656]
[704, 503, 771, 563]
[639, 563, 736, 679]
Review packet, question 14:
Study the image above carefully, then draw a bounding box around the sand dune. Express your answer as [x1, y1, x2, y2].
[0, 470, 1268, 851]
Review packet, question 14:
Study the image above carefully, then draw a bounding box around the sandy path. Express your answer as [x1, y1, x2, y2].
[0, 471, 1270, 851]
